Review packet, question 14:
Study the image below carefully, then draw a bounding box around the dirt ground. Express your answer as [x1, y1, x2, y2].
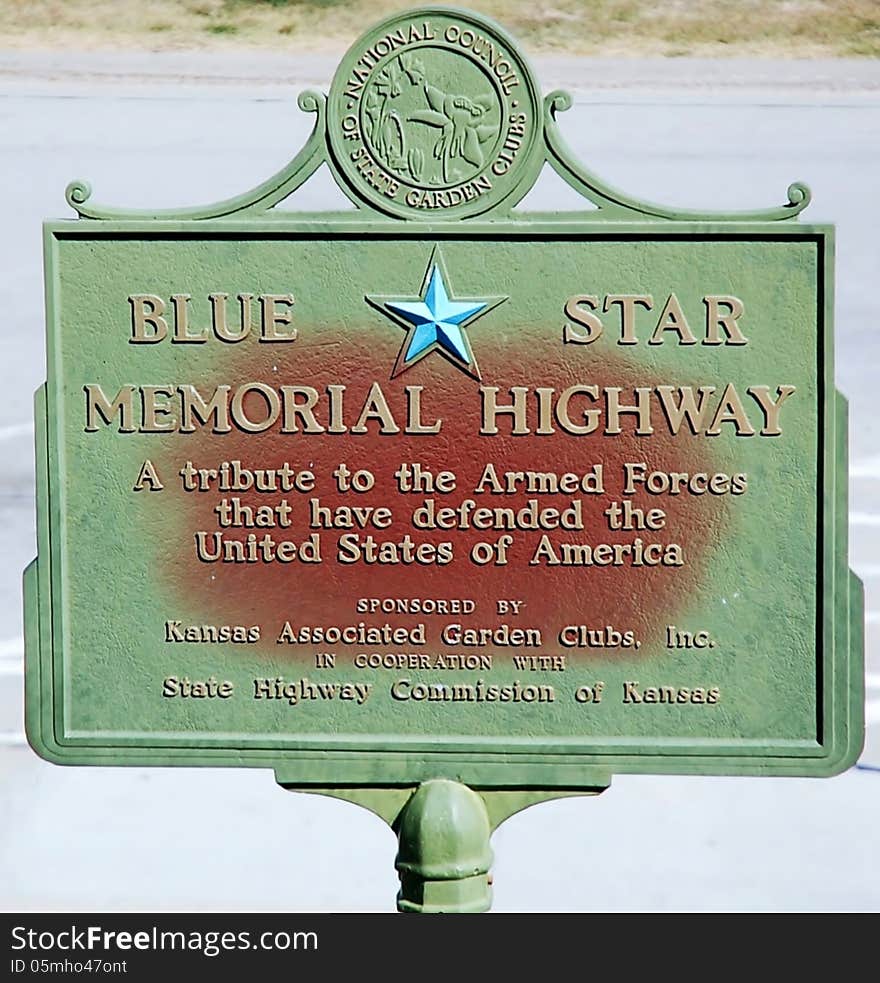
[0, 0, 878, 58]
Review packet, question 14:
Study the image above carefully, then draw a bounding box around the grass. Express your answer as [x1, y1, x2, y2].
[0, 0, 877, 57]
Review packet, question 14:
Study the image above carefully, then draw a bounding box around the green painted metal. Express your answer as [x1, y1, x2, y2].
[24, 5, 864, 911]
[395, 780, 493, 913]
[285, 782, 601, 832]
[26, 225, 863, 779]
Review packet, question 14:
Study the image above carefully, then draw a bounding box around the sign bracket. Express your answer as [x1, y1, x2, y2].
[279, 778, 609, 912]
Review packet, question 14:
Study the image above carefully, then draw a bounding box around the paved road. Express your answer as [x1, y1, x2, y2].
[1, 52, 878, 912]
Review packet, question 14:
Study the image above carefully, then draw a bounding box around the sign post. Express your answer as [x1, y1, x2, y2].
[26, 7, 864, 912]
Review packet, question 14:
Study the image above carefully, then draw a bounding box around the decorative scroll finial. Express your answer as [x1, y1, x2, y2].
[65, 90, 330, 220]
[540, 90, 811, 222]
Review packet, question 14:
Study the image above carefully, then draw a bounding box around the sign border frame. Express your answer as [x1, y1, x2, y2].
[25, 218, 865, 785]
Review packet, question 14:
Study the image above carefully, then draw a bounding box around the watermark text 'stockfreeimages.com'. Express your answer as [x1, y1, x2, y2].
[10, 924, 317, 963]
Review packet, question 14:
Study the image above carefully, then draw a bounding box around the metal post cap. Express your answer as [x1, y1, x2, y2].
[395, 780, 493, 913]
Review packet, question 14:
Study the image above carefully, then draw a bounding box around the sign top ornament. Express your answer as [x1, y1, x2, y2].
[327, 8, 541, 219]
[65, 5, 811, 224]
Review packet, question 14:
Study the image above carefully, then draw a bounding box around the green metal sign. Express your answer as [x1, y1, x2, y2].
[25, 7, 864, 911]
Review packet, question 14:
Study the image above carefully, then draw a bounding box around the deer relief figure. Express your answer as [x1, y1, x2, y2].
[401, 54, 496, 184]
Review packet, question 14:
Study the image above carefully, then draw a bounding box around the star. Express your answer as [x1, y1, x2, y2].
[366, 248, 505, 380]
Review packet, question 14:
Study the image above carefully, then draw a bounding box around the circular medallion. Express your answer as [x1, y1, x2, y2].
[328, 7, 542, 219]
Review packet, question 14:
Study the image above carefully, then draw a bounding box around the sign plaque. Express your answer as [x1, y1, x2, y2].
[26, 8, 865, 911]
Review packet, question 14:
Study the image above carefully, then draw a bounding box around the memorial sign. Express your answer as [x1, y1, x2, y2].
[25, 7, 864, 911]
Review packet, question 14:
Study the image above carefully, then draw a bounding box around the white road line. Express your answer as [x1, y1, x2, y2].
[855, 565, 880, 578]
[0, 636, 23, 660]
[0, 634, 23, 675]
[867, 701, 880, 727]
[851, 457, 880, 479]
[868, 612, 880, 625]
[0, 422, 32, 442]
[851, 513, 880, 527]
[867, 674, 880, 688]
[0, 731, 26, 747]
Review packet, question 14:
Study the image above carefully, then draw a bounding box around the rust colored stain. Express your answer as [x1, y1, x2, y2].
[155, 334, 734, 663]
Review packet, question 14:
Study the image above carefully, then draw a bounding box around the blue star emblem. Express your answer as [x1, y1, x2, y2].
[367, 248, 505, 380]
